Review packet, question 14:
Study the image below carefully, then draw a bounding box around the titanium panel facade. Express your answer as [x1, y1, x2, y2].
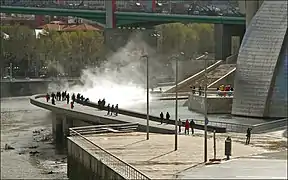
[232, 1, 287, 118]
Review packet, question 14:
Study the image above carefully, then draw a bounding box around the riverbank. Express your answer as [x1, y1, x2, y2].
[1, 97, 67, 179]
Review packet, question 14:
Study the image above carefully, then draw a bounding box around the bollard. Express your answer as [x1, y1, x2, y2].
[225, 136, 232, 160]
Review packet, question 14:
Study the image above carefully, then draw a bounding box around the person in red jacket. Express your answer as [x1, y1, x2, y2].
[185, 119, 190, 135]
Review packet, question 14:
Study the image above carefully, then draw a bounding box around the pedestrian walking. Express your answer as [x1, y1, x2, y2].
[246, 128, 252, 145]
[46, 93, 50, 102]
[72, 93, 76, 103]
[66, 93, 70, 104]
[185, 119, 190, 135]
[52, 97, 55, 105]
[190, 119, 195, 135]
[115, 104, 119, 116]
[178, 119, 182, 133]
[166, 112, 170, 124]
[111, 105, 115, 116]
[160, 112, 164, 124]
[70, 101, 74, 109]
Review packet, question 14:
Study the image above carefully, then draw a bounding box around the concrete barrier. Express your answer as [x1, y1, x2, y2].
[187, 94, 233, 114]
[68, 138, 127, 180]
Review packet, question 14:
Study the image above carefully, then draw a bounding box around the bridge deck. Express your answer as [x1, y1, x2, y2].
[37, 97, 177, 133]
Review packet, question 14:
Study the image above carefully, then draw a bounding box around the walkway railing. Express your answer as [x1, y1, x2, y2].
[69, 125, 150, 180]
[251, 118, 287, 133]
[188, 119, 250, 133]
[70, 123, 139, 135]
[190, 90, 234, 97]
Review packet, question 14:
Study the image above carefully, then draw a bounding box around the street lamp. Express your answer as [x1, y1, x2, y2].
[196, 52, 209, 162]
[174, 51, 184, 151]
[141, 55, 150, 140]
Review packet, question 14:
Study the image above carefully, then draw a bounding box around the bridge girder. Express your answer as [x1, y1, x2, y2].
[0, 6, 245, 28]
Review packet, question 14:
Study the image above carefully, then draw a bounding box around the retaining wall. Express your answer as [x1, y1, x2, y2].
[67, 137, 125, 180]
[187, 94, 233, 114]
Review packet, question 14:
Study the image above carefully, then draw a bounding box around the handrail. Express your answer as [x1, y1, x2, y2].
[69, 128, 151, 180]
[251, 118, 287, 133]
[186, 119, 250, 133]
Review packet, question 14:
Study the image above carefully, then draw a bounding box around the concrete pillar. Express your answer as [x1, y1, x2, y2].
[52, 113, 57, 141]
[52, 114, 64, 152]
[105, 0, 116, 28]
[214, 24, 232, 60]
[245, 0, 259, 27]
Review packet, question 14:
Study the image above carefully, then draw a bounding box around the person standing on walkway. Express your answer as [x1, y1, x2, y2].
[46, 93, 50, 102]
[185, 119, 190, 135]
[66, 93, 70, 104]
[246, 128, 252, 145]
[115, 104, 119, 116]
[190, 119, 195, 135]
[72, 93, 75, 103]
[178, 119, 182, 133]
[160, 112, 164, 124]
[107, 104, 111, 115]
[111, 105, 115, 116]
[70, 101, 74, 109]
[52, 97, 55, 105]
[166, 112, 170, 124]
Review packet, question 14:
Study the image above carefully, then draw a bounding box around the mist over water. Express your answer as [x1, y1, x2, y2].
[60, 33, 159, 108]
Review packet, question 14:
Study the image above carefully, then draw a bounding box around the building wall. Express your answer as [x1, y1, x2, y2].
[232, 1, 287, 118]
[266, 38, 288, 117]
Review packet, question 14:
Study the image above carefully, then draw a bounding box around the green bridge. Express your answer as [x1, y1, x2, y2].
[0, 6, 245, 27]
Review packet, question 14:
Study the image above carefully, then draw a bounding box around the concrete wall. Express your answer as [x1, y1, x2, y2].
[232, 1, 288, 118]
[187, 94, 233, 114]
[67, 138, 126, 180]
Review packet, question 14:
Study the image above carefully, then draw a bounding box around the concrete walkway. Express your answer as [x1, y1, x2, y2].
[82, 132, 272, 179]
[177, 158, 287, 179]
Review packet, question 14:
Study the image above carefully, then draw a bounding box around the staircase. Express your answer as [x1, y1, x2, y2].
[174, 64, 236, 92]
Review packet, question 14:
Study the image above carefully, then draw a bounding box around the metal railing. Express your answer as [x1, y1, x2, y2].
[190, 90, 234, 97]
[186, 119, 250, 133]
[70, 123, 139, 135]
[251, 118, 287, 134]
[69, 126, 150, 180]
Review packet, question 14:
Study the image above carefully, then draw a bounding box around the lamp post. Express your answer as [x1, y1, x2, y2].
[141, 55, 150, 140]
[196, 52, 209, 162]
[174, 51, 184, 151]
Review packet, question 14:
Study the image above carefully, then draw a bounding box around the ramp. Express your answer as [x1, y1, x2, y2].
[165, 60, 223, 93]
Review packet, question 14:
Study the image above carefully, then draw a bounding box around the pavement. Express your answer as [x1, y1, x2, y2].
[76, 132, 276, 179]
[176, 157, 287, 179]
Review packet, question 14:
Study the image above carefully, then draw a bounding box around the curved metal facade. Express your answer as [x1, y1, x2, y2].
[232, 1, 287, 118]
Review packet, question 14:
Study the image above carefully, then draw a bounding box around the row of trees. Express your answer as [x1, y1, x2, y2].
[1, 23, 214, 77]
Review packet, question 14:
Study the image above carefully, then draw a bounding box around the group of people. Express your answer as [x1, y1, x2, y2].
[217, 84, 234, 97]
[46, 91, 90, 109]
[159, 112, 196, 135]
[159, 112, 171, 124]
[98, 99, 119, 116]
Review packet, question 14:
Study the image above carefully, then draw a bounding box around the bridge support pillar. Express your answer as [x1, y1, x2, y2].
[214, 24, 245, 60]
[52, 114, 73, 152]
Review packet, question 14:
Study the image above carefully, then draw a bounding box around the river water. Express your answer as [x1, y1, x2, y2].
[1, 96, 67, 179]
